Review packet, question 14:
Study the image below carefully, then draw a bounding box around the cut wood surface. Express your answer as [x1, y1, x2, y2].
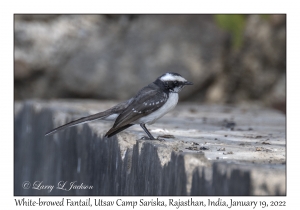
[14, 100, 286, 195]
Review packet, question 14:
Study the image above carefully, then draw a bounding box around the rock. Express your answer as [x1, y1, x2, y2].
[14, 100, 285, 195]
[14, 14, 286, 111]
[206, 15, 286, 113]
[14, 15, 226, 100]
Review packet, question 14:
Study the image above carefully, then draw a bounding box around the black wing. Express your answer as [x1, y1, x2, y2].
[105, 84, 168, 137]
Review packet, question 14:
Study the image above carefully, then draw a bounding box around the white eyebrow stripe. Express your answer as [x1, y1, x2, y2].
[160, 73, 186, 82]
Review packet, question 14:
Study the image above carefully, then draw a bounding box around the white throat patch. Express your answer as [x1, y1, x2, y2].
[160, 73, 186, 82]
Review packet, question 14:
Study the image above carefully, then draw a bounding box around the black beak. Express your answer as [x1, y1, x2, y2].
[184, 81, 193, 85]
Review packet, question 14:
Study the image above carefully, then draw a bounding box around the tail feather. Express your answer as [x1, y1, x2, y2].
[45, 111, 108, 136]
[105, 124, 134, 138]
[45, 99, 133, 137]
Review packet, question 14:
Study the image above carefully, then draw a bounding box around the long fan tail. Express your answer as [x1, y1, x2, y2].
[45, 112, 108, 136]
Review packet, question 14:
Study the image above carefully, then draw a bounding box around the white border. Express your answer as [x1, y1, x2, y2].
[3, 0, 298, 208]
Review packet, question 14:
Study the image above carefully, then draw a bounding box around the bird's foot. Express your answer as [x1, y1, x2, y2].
[140, 136, 156, 140]
[156, 136, 166, 142]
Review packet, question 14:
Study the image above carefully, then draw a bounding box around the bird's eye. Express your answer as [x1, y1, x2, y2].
[174, 81, 179, 85]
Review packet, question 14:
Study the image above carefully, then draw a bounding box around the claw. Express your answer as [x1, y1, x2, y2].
[140, 136, 157, 140]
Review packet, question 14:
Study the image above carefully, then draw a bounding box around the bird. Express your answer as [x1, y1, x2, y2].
[45, 72, 193, 140]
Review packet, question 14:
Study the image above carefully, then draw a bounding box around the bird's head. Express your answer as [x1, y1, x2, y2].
[155, 72, 193, 93]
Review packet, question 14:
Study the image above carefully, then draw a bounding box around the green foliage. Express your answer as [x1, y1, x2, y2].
[214, 14, 246, 49]
[260, 14, 270, 20]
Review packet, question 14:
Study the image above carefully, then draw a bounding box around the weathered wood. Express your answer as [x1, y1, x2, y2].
[14, 100, 285, 195]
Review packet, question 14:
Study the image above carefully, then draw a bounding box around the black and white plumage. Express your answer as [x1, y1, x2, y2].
[45, 72, 193, 140]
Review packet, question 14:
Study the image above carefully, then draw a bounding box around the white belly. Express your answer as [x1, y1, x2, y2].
[137, 93, 178, 124]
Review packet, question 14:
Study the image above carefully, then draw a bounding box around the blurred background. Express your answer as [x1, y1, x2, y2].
[14, 14, 286, 113]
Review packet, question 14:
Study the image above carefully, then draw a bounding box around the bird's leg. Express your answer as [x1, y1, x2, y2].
[140, 124, 155, 140]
